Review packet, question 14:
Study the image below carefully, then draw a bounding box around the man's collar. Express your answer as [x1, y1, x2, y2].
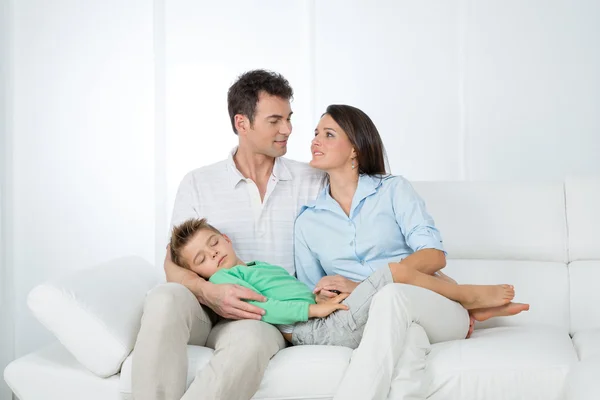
[226, 147, 292, 188]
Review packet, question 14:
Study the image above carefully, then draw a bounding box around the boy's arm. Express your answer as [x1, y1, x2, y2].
[210, 270, 311, 325]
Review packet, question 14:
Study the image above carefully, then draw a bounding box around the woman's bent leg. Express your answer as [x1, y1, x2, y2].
[333, 283, 469, 400]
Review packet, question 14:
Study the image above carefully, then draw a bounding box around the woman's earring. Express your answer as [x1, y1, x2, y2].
[351, 159, 355, 169]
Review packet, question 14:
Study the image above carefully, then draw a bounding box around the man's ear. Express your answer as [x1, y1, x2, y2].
[234, 115, 248, 136]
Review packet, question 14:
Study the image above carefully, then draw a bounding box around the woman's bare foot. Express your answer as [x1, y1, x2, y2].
[465, 316, 475, 339]
[470, 302, 530, 322]
[459, 284, 515, 309]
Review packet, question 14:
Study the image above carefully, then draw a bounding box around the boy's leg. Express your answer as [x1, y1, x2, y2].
[132, 283, 215, 400]
[181, 319, 285, 400]
[291, 266, 394, 348]
[389, 263, 515, 309]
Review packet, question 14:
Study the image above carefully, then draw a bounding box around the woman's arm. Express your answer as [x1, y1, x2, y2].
[294, 220, 327, 289]
[392, 178, 447, 274]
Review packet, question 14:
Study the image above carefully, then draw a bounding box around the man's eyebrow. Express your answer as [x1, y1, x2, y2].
[266, 111, 293, 119]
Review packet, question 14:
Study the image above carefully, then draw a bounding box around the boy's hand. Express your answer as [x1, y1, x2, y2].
[308, 293, 349, 318]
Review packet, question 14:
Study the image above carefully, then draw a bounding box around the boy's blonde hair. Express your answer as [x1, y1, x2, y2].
[170, 218, 222, 269]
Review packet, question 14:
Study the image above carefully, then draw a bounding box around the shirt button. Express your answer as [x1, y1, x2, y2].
[349, 240, 354, 246]
[360, 260, 365, 265]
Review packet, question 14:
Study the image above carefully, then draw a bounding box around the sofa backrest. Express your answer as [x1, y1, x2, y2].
[411, 181, 568, 262]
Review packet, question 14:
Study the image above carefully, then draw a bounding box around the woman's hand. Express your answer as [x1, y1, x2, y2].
[314, 275, 360, 295]
[308, 293, 349, 318]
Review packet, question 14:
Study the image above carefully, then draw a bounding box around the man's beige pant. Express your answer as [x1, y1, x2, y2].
[131, 283, 285, 400]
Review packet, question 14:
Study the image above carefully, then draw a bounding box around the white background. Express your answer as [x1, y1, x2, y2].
[1, 1, 599, 397]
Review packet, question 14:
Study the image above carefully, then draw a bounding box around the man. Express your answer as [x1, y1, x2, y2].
[132, 70, 323, 400]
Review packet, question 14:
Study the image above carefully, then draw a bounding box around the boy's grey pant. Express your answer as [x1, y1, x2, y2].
[291, 266, 394, 349]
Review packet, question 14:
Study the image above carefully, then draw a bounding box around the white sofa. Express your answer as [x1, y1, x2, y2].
[4, 178, 600, 400]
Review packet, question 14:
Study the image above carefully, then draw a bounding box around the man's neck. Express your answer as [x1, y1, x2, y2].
[233, 146, 276, 183]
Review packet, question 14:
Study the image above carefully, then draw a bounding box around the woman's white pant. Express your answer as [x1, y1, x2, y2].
[334, 283, 470, 400]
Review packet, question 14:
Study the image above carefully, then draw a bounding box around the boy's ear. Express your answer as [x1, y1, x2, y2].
[222, 234, 231, 243]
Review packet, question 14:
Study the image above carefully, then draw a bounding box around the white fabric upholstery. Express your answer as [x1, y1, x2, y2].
[427, 327, 577, 400]
[565, 178, 600, 261]
[3, 343, 120, 400]
[570, 261, 600, 333]
[572, 330, 600, 361]
[445, 259, 570, 331]
[412, 182, 568, 262]
[565, 357, 600, 400]
[27, 256, 163, 377]
[6, 179, 600, 399]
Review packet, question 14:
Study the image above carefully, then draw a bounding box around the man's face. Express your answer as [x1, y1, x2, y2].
[180, 229, 238, 279]
[241, 92, 292, 157]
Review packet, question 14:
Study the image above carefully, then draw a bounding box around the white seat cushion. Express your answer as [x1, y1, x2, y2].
[426, 326, 577, 400]
[119, 345, 353, 400]
[565, 356, 600, 400]
[572, 329, 600, 361]
[3, 343, 121, 400]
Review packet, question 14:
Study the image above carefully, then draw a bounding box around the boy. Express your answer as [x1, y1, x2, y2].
[170, 218, 529, 347]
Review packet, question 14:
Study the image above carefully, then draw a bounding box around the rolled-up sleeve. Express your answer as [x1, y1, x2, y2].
[392, 178, 445, 254]
[294, 217, 326, 290]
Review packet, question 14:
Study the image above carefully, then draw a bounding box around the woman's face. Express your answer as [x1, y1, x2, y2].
[310, 114, 356, 172]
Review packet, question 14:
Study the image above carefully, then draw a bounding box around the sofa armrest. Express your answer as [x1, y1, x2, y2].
[27, 256, 163, 378]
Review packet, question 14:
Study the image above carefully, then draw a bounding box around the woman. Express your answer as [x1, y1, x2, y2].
[293, 105, 528, 399]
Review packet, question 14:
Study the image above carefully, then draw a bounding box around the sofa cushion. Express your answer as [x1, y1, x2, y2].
[445, 259, 570, 331]
[570, 261, 600, 333]
[412, 181, 568, 262]
[426, 326, 578, 400]
[565, 356, 600, 400]
[27, 256, 162, 378]
[572, 330, 600, 361]
[3, 343, 121, 400]
[565, 177, 600, 261]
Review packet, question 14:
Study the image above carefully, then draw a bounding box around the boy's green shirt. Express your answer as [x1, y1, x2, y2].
[209, 261, 316, 325]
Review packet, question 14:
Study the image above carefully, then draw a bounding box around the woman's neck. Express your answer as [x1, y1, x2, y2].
[328, 169, 360, 207]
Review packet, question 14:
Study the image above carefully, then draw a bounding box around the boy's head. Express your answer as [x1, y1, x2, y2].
[170, 218, 241, 279]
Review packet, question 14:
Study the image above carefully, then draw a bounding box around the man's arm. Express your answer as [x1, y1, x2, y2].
[168, 173, 266, 320]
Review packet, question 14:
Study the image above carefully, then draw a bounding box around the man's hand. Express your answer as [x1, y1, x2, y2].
[308, 293, 349, 318]
[202, 283, 267, 320]
[314, 275, 359, 295]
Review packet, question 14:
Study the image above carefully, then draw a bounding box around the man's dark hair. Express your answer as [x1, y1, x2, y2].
[227, 69, 293, 134]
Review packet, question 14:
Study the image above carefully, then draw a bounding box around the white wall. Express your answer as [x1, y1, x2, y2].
[1, 0, 15, 397]
[11, 0, 157, 357]
[2, 0, 600, 383]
